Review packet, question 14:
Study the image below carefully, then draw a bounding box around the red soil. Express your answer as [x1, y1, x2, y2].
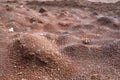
[0, 0, 120, 80]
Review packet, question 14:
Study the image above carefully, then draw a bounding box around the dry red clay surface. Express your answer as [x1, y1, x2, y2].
[0, 0, 120, 80]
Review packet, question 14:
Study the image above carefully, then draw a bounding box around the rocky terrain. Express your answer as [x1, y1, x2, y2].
[0, 0, 120, 80]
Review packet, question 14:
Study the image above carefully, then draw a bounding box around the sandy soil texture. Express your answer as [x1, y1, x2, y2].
[0, 0, 120, 80]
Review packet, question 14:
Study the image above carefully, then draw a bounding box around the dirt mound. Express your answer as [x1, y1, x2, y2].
[10, 33, 78, 79]
[97, 17, 120, 30]
[0, 0, 120, 80]
[61, 43, 89, 59]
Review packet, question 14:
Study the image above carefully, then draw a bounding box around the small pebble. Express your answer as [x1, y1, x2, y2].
[21, 78, 27, 80]
[13, 65, 17, 68]
[82, 38, 90, 44]
[9, 27, 14, 32]
[30, 18, 36, 23]
[17, 72, 23, 75]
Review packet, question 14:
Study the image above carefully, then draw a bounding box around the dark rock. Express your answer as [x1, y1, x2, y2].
[29, 17, 36, 23]
[39, 7, 47, 13]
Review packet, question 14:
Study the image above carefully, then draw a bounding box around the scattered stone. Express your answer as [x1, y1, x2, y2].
[13, 65, 17, 68]
[29, 52, 35, 56]
[9, 27, 14, 32]
[39, 7, 47, 13]
[38, 20, 43, 24]
[58, 21, 72, 27]
[29, 18, 36, 23]
[38, 33, 47, 36]
[0, 22, 5, 27]
[93, 12, 98, 15]
[21, 78, 27, 80]
[35, 48, 41, 54]
[91, 73, 101, 80]
[61, 31, 69, 35]
[20, 5, 24, 8]
[43, 60, 49, 64]
[82, 38, 91, 44]
[6, 4, 14, 11]
[17, 72, 23, 75]
[38, 77, 41, 79]
[29, 18, 43, 24]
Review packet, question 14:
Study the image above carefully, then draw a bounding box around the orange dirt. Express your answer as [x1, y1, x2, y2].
[0, 0, 120, 80]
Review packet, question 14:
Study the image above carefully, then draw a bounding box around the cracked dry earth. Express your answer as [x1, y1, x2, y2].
[0, 0, 120, 80]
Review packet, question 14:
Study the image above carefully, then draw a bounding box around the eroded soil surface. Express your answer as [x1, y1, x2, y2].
[0, 0, 120, 80]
